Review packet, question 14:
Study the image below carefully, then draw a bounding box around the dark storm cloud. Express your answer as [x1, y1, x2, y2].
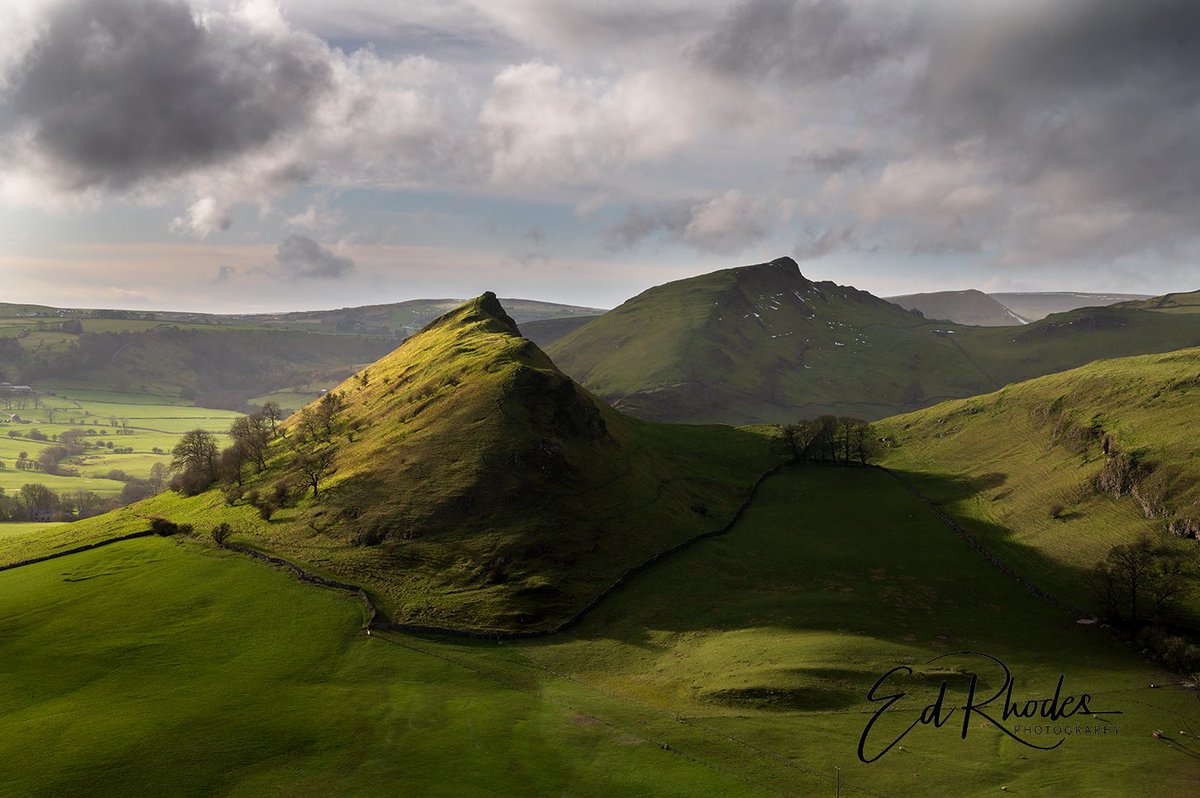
[6, 0, 331, 190]
[274, 235, 355, 280]
[693, 0, 917, 82]
[907, 0, 1200, 258]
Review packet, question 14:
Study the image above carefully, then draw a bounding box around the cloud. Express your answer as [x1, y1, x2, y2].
[479, 61, 702, 187]
[273, 234, 355, 279]
[694, 0, 918, 83]
[3, 0, 331, 193]
[213, 264, 235, 283]
[606, 190, 771, 255]
[0, 0, 474, 233]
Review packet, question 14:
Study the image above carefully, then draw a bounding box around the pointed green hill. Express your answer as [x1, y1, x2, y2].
[13, 294, 776, 633]
[547, 257, 995, 423]
[548, 258, 1200, 425]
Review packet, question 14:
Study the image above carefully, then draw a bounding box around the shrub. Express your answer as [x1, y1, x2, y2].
[222, 484, 243, 506]
[148, 517, 192, 536]
[211, 523, 233, 546]
[1049, 503, 1065, 519]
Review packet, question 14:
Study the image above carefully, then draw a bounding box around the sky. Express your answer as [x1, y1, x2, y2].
[1, 0, 1198, 312]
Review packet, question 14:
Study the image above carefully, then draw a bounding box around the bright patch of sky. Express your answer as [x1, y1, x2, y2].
[1, 0, 1197, 311]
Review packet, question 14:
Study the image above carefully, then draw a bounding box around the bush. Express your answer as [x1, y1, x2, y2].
[257, 501, 276, 521]
[1049, 503, 1065, 519]
[271, 480, 290, 507]
[210, 523, 233, 546]
[222, 484, 243, 506]
[148, 517, 193, 536]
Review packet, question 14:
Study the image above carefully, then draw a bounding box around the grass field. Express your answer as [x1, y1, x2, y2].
[1, 388, 242, 491]
[1, 467, 1195, 795]
[879, 347, 1200, 622]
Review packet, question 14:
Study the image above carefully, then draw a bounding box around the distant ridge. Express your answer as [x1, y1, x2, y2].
[888, 289, 1029, 326]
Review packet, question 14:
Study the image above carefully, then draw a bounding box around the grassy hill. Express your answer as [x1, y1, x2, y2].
[1114, 290, 1200, 314]
[548, 258, 1200, 425]
[888, 288, 1029, 326]
[547, 257, 995, 423]
[988, 292, 1153, 321]
[518, 314, 602, 347]
[11, 294, 776, 633]
[879, 346, 1200, 625]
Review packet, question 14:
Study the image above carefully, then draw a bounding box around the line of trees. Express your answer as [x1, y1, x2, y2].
[780, 416, 880, 465]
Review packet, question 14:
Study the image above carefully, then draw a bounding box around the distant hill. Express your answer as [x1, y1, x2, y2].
[33, 294, 774, 633]
[548, 257, 1200, 424]
[547, 257, 995, 423]
[518, 315, 602, 347]
[0, 297, 603, 409]
[880, 346, 1200, 626]
[233, 298, 605, 337]
[987, 292, 1151, 321]
[1112, 289, 1200, 314]
[887, 289, 1028, 326]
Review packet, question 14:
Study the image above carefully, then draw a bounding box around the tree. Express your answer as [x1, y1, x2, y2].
[148, 462, 169, 493]
[18, 483, 58, 516]
[218, 444, 251, 488]
[1090, 537, 1191, 631]
[229, 413, 271, 471]
[780, 421, 820, 463]
[171, 429, 219, 480]
[261, 401, 283, 436]
[816, 415, 840, 463]
[850, 421, 880, 465]
[294, 444, 337, 499]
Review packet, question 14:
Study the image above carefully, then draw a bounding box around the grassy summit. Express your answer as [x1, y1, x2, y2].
[548, 257, 993, 423]
[16, 294, 775, 634]
[549, 257, 1200, 424]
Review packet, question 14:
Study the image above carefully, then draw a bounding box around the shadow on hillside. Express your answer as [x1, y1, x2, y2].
[551, 464, 1111, 654]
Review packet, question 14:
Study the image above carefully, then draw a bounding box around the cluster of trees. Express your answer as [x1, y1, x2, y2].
[1090, 537, 1200, 672]
[169, 393, 345, 503]
[1089, 537, 1194, 631]
[780, 416, 880, 465]
[0, 484, 119, 522]
[169, 402, 283, 495]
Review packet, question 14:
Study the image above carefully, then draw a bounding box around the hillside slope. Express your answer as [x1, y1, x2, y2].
[887, 289, 1027, 326]
[548, 258, 994, 423]
[0, 326, 394, 409]
[22, 294, 775, 633]
[880, 347, 1200, 623]
[988, 291, 1151, 321]
[550, 258, 1200, 425]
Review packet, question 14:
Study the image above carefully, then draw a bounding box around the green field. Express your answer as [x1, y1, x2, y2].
[0, 522, 64, 540]
[1, 467, 1195, 795]
[879, 347, 1200, 623]
[1, 389, 242, 484]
